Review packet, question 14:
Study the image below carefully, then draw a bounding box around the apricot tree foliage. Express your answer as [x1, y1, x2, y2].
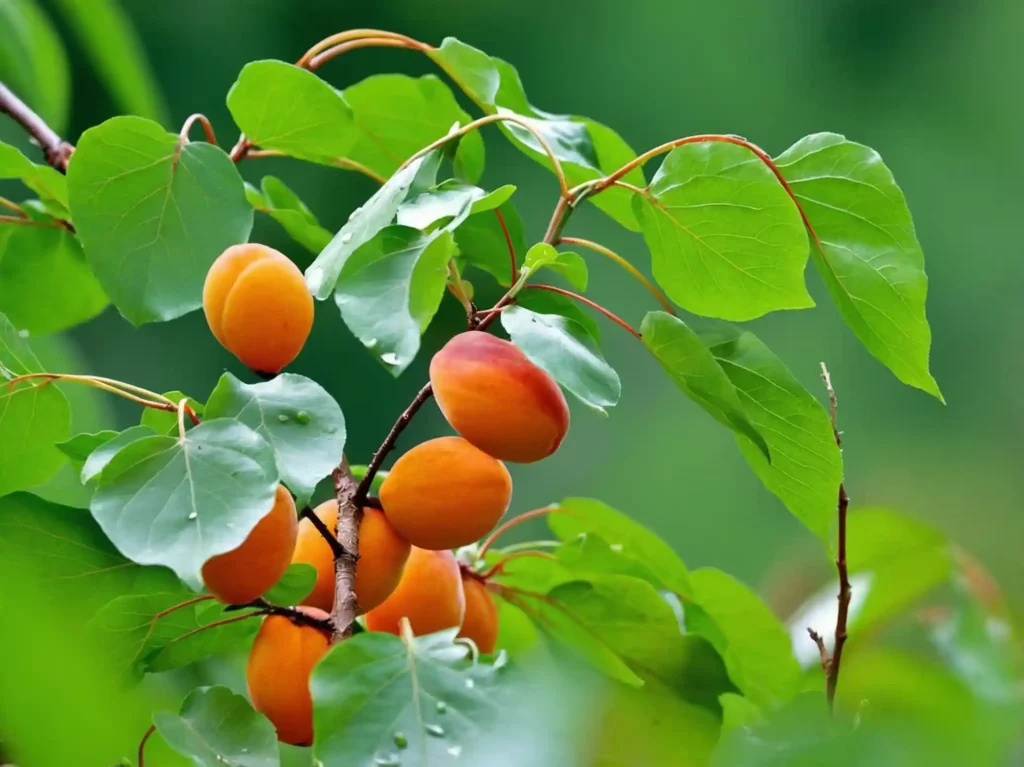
[0, 18, 1018, 767]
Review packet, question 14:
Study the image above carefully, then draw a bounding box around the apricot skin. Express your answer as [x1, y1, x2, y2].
[292, 500, 411, 614]
[458, 575, 499, 654]
[430, 331, 570, 463]
[247, 608, 331, 746]
[201, 484, 298, 605]
[203, 243, 314, 374]
[364, 547, 466, 636]
[379, 436, 512, 550]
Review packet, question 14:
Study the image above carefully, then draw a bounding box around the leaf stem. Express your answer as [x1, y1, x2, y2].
[0, 197, 26, 216]
[478, 506, 560, 558]
[523, 284, 641, 339]
[480, 550, 559, 580]
[0, 80, 74, 172]
[297, 29, 432, 68]
[176, 398, 189, 440]
[306, 37, 424, 71]
[494, 209, 517, 286]
[558, 236, 675, 315]
[178, 113, 218, 146]
[163, 612, 266, 647]
[137, 724, 156, 767]
[0, 215, 65, 230]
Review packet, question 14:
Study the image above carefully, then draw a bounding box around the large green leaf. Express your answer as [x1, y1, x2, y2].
[0, 140, 69, 215]
[67, 116, 253, 325]
[48, 0, 167, 123]
[55, 429, 118, 462]
[305, 151, 437, 299]
[154, 686, 280, 767]
[397, 181, 515, 232]
[334, 226, 455, 375]
[0, 313, 69, 493]
[699, 324, 842, 544]
[81, 424, 157, 483]
[0, 222, 107, 333]
[501, 305, 619, 414]
[687, 568, 802, 708]
[774, 133, 941, 399]
[549, 497, 691, 598]
[429, 37, 645, 230]
[635, 142, 812, 320]
[0, 493, 178, 625]
[311, 629, 504, 765]
[641, 311, 768, 459]
[246, 177, 332, 254]
[205, 372, 346, 504]
[89, 419, 279, 588]
[0, 0, 70, 131]
[452, 199, 525, 287]
[227, 60, 355, 161]
[343, 73, 486, 183]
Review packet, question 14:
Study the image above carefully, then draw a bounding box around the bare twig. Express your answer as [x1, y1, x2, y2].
[300, 505, 345, 558]
[0, 81, 74, 172]
[330, 457, 363, 642]
[806, 627, 829, 672]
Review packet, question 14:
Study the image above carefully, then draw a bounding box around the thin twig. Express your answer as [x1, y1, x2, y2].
[807, 627, 829, 673]
[300, 506, 345, 558]
[330, 457, 362, 642]
[0, 81, 74, 171]
[0, 197, 26, 216]
[178, 113, 218, 146]
[365, 495, 383, 510]
[494, 209, 518, 286]
[524, 284, 641, 338]
[137, 724, 156, 767]
[0, 214, 65, 229]
[559, 235, 676, 315]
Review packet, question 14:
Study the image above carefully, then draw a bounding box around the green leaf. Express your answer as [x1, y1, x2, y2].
[147, 600, 263, 673]
[0, 222, 107, 333]
[246, 177, 332, 254]
[516, 288, 600, 341]
[48, 0, 167, 123]
[397, 181, 515, 232]
[87, 589, 200, 673]
[311, 629, 504, 765]
[641, 311, 768, 460]
[775, 133, 941, 399]
[549, 497, 691, 598]
[522, 242, 588, 291]
[55, 429, 118, 462]
[81, 424, 157, 484]
[67, 116, 253, 325]
[0, 492, 178, 626]
[501, 305, 619, 414]
[635, 141, 812, 320]
[334, 226, 455, 375]
[0, 0, 70, 131]
[452, 199, 525, 287]
[687, 568, 801, 708]
[343, 73, 486, 183]
[0, 313, 69, 493]
[227, 60, 355, 162]
[205, 372, 346, 503]
[429, 38, 645, 230]
[697, 324, 842, 544]
[90, 419, 279, 588]
[0, 141, 69, 214]
[154, 686, 280, 767]
[262, 562, 317, 607]
[305, 151, 437, 299]
[140, 391, 204, 435]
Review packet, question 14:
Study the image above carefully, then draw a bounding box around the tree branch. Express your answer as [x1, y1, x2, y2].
[330, 457, 362, 642]
[0, 81, 75, 172]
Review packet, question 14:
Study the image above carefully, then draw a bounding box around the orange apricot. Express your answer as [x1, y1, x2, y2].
[364, 547, 466, 636]
[292, 500, 411, 614]
[203, 243, 314, 374]
[458, 575, 499, 654]
[247, 608, 331, 746]
[379, 436, 512, 550]
[430, 331, 570, 463]
[201, 484, 298, 605]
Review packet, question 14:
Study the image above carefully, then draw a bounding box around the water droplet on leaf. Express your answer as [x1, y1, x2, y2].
[380, 352, 401, 366]
[447, 745, 462, 758]
[277, 414, 289, 423]
[436, 701, 447, 714]
[393, 732, 408, 749]
[188, 511, 198, 520]
[374, 755, 401, 767]
[464, 678, 474, 689]
[426, 724, 444, 737]
[341, 231, 354, 243]
[295, 410, 310, 424]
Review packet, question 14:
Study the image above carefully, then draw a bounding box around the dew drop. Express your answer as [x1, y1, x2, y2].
[17, 329, 29, 338]
[277, 414, 289, 423]
[393, 732, 408, 749]
[380, 352, 401, 366]
[425, 724, 445, 738]
[340, 231, 354, 244]
[609, 543, 623, 553]
[188, 511, 198, 521]
[295, 410, 310, 425]
[436, 701, 447, 714]
[374, 755, 401, 767]
[464, 678, 474, 689]
[447, 745, 462, 758]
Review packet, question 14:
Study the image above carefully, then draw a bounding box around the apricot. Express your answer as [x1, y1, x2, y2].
[364, 547, 466, 636]
[430, 331, 570, 463]
[292, 500, 411, 614]
[458, 575, 499, 654]
[203, 243, 314, 374]
[379, 436, 512, 550]
[202, 484, 298, 605]
[247, 608, 331, 746]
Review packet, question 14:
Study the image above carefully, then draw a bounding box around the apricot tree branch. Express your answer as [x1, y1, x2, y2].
[558, 236, 676, 315]
[300, 505, 345, 558]
[0, 80, 74, 172]
[330, 457, 362, 642]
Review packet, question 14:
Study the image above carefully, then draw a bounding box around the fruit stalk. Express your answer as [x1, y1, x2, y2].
[329, 457, 363, 641]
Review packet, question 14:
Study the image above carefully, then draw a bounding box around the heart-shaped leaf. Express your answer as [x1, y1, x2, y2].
[67, 116, 253, 325]
[501, 305, 619, 414]
[89, 419, 279, 588]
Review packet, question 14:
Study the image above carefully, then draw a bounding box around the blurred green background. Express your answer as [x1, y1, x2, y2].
[7, 0, 1022, 615]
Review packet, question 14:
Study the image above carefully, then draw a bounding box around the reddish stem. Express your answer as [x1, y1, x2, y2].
[480, 550, 558, 580]
[307, 37, 423, 70]
[494, 209, 518, 286]
[478, 506, 561, 558]
[178, 113, 218, 146]
[524, 284, 641, 339]
[138, 724, 156, 767]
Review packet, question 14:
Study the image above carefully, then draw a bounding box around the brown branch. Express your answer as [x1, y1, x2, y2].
[300, 505, 345, 558]
[524, 284, 642, 339]
[137, 724, 156, 767]
[0, 81, 75, 172]
[806, 627, 830, 673]
[330, 457, 362, 642]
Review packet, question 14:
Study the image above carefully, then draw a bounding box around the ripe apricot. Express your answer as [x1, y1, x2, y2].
[292, 500, 411, 614]
[364, 547, 465, 636]
[458, 575, 499, 654]
[430, 331, 570, 463]
[247, 608, 331, 746]
[203, 243, 314, 374]
[379, 436, 512, 550]
[202, 484, 298, 605]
